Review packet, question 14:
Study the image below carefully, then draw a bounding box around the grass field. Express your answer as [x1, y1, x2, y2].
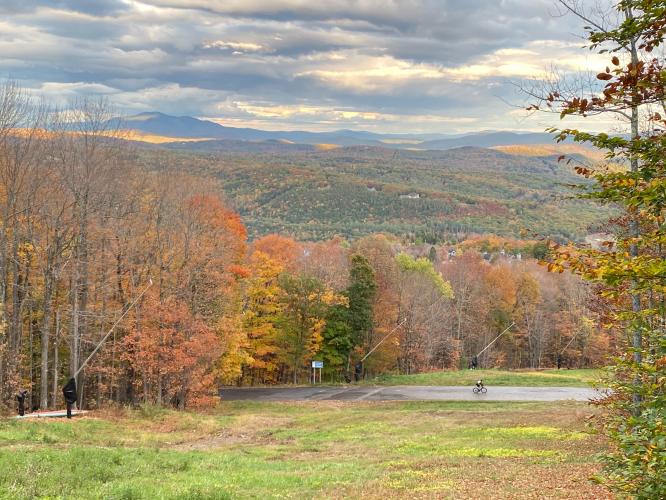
[0, 401, 610, 499]
[370, 368, 603, 388]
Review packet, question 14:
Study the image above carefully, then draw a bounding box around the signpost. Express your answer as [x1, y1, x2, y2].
[311, 360, 323, 384]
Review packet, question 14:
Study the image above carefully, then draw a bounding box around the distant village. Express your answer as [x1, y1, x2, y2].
[395, 243, 523, 263]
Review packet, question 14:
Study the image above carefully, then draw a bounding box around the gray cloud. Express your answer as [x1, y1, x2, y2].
[0, 0, 610, 133]
[0, 0, 129, 15]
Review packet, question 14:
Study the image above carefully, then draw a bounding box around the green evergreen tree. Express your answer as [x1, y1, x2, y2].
[346, 254, 377, 348]
[277, 274, 344, 383]
[320, 304, 353, 379]
[428, 246, 437, 263]
[321, 254, 377, 378]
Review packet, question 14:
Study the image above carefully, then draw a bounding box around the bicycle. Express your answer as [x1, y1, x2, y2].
[472, 380, 487, 394]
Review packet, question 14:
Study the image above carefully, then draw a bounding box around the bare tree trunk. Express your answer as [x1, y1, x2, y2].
[9, 235, 20, 352]
[70, 267, 80, 379]
[52, 310, 59, 408]
[40, 269, 54, 409]
[97, 372, 102, 409]
[627, 12, 642, 411]
[110, 330, 116, 402]
[28, 305, 34, 409]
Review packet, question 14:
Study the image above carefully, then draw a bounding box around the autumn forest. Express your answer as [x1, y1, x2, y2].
[0, 83, 614, 412]
[3, 1, 666, 498]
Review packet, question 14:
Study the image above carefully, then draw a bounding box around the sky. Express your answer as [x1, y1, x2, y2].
[0, 0, 618, 134]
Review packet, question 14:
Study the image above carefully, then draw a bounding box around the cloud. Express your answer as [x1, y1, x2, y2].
[0, 0, 615, 133]
[206, 101, 479, 133]
[0, 0, 130, 16]
[203, 40, 271, 54]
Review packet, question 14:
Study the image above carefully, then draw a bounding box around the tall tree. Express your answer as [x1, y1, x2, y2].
[320, 253, 376, 378]
[276, 274, 345, 383]
[320, 303, 352, 380]
[241, 251, 284, 384]
[0, 82, 46, 403]
[532, 1, 666, 495]
[353, 235, 400, 373]
[440, 251, 489, 365]
[395, 253, 454, 373]
[511, 271, 540, 368]
[346, 254, 377, 351]
[54, 98, 128, 403]
[123, 294, 221, 408]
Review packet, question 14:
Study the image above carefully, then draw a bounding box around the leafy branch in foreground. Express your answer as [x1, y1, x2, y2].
[533, 1, 666, 496]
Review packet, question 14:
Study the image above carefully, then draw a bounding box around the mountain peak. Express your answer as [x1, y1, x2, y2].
[115, 111, 571, 149]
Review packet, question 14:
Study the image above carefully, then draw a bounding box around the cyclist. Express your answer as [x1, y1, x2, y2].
[475, 379, 484, 391]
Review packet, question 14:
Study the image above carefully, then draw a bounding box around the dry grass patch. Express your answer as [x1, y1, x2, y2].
[0, 400, 611, 499]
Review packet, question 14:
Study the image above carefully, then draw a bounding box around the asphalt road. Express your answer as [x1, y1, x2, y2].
[220, 385, 602, 402]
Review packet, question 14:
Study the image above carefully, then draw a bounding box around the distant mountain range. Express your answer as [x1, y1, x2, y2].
[120, 112, 610, 242]
[114, 112, 563, 150]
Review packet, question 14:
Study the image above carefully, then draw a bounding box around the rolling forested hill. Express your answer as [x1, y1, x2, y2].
[140, 143, 609, 242]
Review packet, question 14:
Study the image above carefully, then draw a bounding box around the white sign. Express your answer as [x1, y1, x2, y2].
[312, 360, 324, 368]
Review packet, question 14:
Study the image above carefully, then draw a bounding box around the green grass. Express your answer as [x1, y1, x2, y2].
[0, 400, 609, 499]
[369, 368, 603, 387]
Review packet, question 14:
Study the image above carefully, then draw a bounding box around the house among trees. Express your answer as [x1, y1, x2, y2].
[584, 233, 615, 251]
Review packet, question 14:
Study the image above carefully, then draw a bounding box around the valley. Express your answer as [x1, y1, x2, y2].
[139, 141, 608, 242]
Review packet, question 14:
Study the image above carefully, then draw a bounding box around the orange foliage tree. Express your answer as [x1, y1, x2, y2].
[123, 295, 221, 408]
